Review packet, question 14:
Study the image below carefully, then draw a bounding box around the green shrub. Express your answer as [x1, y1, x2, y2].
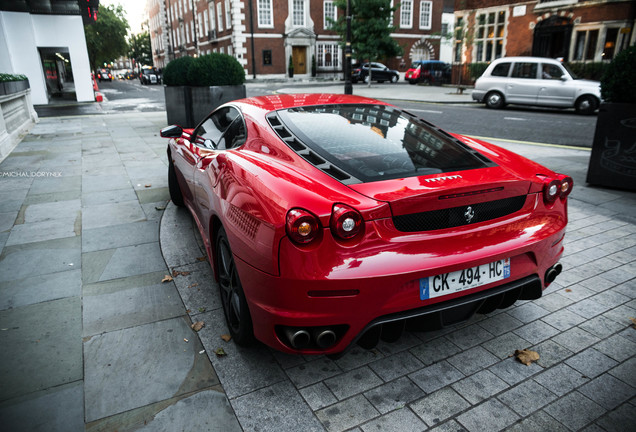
[600, 45, 636, 103]
[468, 63, 488, 79]
[162, 56, 196, 86]
[565, 62, 608, 81]
[186, 53, 245, 86]
[0, 73, 28, 82]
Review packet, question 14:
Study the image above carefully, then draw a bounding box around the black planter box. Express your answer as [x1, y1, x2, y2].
[586, 103, 636, 191]
[0, 79, 29, 96]
[165, 85, 246, 128]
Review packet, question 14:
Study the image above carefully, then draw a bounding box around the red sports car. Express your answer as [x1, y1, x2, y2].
[161, 94, 572, 356]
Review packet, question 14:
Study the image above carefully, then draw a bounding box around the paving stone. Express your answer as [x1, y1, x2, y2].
[299, 382, 337, 411]
[579, 315, 628, 338]
[565, 348, 619, 379]
[477, 312, 523, 336]
[446, 346, 499, 375]
[409, 361, 465, 394]
[409, 336, 462, 366]
[6, 217, 78, 246]
[82, 242, 167, 283]
[557, 285, 595, 302]
[543, 391, 606, 431]
[497, 380, 557, 417]
[324, 366, 383, 400]
[445, 325, 493, 350]
[233, 381, 323, 432]
[0, 189, 28, 213]
[0, 211, 18, 233]
[23, 199, 80, 223]
[170, 261, 222, 317]
[82, 220, 159, 252]
[482, 332, 531, 360]
[411, 387, 470, 427]
[532, 339, 574, 368]
[363, 376, 425, 414]
[488, 357, 543, 386]
[81, 200, 146, 230]
[579, 373, 634, 410]
[286, 357, 343, 389]
[609, 357, 636, 388]
[541, 309, 586, 331]
[0, 297, 82, 401]
[333, 345, 384, 372]
[604, 264, 636, 285]
[552, 327, 600, 353]
[456, 399, 519, 432]
[566, 297, 613, 319]
[368, 350, 424, 382]
[594, 402, 636, 432]
[505, 410, 569, 432]
[84, 316, 218, 422]
[316, 395, 379, 432]
[534, 363, 590, 396]
[594, 334, 636, 362]
[513, 320, 560, 345]
[530, 292, 574, 312]
[428, 419, 469, 432]
[507, 302, 550, 323]
[81, 187, 138, 206]
[360, 407, 426, 432]
[82, 174, 132, 193]
[0, 237, 80, 282]
[451, 370, 509, 405]
[0, 269, 81, 310]
[29, 175, 81, 195]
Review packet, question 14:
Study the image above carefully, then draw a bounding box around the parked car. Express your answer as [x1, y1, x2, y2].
[140, 67, 161, 85]
[124, 70, 135, 80]
[351, 62, 399, 83]
[161, 94, 572, 357]
[472, 56, 601, 114]
[405, 60, 451, 85]
[97, 68, 112, 82]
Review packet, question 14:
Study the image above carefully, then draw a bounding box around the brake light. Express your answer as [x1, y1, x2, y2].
[330, 204, 363, 240]
[542, 174, 573, 204]
[286, 208, 320, 244]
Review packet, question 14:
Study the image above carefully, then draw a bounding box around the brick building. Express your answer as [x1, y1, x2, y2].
[146, 0, 451, 78]
[452, 0, 635, 65]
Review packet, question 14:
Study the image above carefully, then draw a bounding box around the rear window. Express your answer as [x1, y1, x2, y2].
[275, 105, 493, 183]
[511, 62, 538, 79]
[491, 62, 511, 77]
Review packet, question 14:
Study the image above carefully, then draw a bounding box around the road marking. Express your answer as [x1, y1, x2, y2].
[406, 108, 443, 114]
[504, 117, 526, 121]
[466, 135, 591, 151]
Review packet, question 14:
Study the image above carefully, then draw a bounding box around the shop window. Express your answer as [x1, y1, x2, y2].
[263, 50, 272, 66]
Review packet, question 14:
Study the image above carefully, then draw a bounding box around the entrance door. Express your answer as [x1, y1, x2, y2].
[532, 16, 572, 59]
[292, 46, 307, 74]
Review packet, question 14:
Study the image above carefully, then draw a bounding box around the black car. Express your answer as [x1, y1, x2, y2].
[97, 68, 112, 82]
[140, 67, 161, 85]
[351, 62, 399, 84]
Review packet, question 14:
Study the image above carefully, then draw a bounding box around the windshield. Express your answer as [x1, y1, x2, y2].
[276, 104, 493, 183]
[560, 62, 579, 79]
[409, 62, 422, 69]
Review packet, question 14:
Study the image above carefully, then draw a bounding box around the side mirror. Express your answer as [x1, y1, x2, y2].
[160, 125, 183, 138]
[560, 75, 568, 81]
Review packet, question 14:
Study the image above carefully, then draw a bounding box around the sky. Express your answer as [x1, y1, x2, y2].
[100, 0, 147, 34]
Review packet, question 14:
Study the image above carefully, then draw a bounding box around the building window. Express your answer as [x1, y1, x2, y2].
[209, 4, 216, 31]
[602, 28, 619, 60]
[474, 10, 505, 62]
[574, 29, 599, 61]
[324, 1, 337, 29]
[225, 0, 231, 29]
[293, 0, 305, 27]
[258, 0, 273, 27]
[263, 49, 272, 65]
[419, 1, 432, 30]
[217, 2, 224, 32]
[317, 42, 340, 68]
[454, 16, 464, 63]
[400, 0, 413, 29]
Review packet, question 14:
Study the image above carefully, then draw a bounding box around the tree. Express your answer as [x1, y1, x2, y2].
[84, 4, 129, 71]
[129, 31, 153, 69]
[330, 0, 403, 86]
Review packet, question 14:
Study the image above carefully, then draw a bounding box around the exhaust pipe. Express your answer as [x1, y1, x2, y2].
[545, 263, 563, 285]
[284, 328, 310, 349]
[314, 329, 337, 349]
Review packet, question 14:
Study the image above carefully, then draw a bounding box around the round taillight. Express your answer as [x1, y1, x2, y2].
[286, 208, 320, 244]
[559, 175, 573, 198]
[543, 179, 560, 204]
[330, 204, 363, 240]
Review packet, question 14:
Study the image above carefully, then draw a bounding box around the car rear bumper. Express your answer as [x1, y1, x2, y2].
[472, 89, 486, 102]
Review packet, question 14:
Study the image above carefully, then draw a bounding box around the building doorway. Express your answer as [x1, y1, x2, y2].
[292, 46, 307, 74]
[38, 47, 76, 101]
[532, 16, 572, 59]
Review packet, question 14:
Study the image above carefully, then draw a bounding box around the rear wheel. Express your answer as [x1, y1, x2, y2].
[575, 95, 597, 115]
[391, 75, 398, 83]
[216, 228, 254, 346]
[168, 159, 184, 207]
[485, 91, 505, 109]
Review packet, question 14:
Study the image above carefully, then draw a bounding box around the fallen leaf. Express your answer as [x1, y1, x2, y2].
[221, 334, 232, 342]
[161, 275, 173, 283]
[198, 307, 206, 313]
[196, 256, 207, 262]
[629, 317, 636, 329]
[514, 349, 540, 366]
[565, 288, 572, 292]
[183, 338, 189, 343]
[214, 347, 227, 357]
[155, 206, 166, 211]
[145, 184, 152, 188]
[191, 321, 205, 332]
[188, 283, 199, 288]
[172, 270, 191, 277]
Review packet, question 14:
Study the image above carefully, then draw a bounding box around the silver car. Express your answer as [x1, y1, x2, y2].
[472, 57, 601, 115]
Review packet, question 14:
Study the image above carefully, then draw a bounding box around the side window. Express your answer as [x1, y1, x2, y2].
[541, 64, 564, 80]
[511, 62, 538, 79]
[194, 106, 244, 149]
[491, 62, 511, 77]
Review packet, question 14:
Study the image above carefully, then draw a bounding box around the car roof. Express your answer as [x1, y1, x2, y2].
[491, 56, 562, 64]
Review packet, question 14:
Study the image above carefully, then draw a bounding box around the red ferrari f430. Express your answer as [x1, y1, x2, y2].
[161, 94, 572, 356]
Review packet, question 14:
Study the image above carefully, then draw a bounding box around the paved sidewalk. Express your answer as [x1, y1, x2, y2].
[0, 106, 635, 430]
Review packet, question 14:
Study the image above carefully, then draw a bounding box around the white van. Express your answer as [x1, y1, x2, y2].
[472, 57, 601, 114]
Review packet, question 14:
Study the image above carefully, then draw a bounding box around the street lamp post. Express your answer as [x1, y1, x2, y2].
[344, 0, 352, 95]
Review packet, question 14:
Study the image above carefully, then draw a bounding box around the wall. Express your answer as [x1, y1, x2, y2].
[0, 11, 93, 105]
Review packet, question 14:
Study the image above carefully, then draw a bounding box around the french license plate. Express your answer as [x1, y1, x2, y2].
[420, 258, 510, 300]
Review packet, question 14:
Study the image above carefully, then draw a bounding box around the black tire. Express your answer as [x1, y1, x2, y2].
[216, 228, 254, 346]
[485, 91, 505, 109]
[575, 95, 597, 115]
[408, 79, 417, 85]
[391, 75, 398, 83]
[168, 159, 185, 207]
